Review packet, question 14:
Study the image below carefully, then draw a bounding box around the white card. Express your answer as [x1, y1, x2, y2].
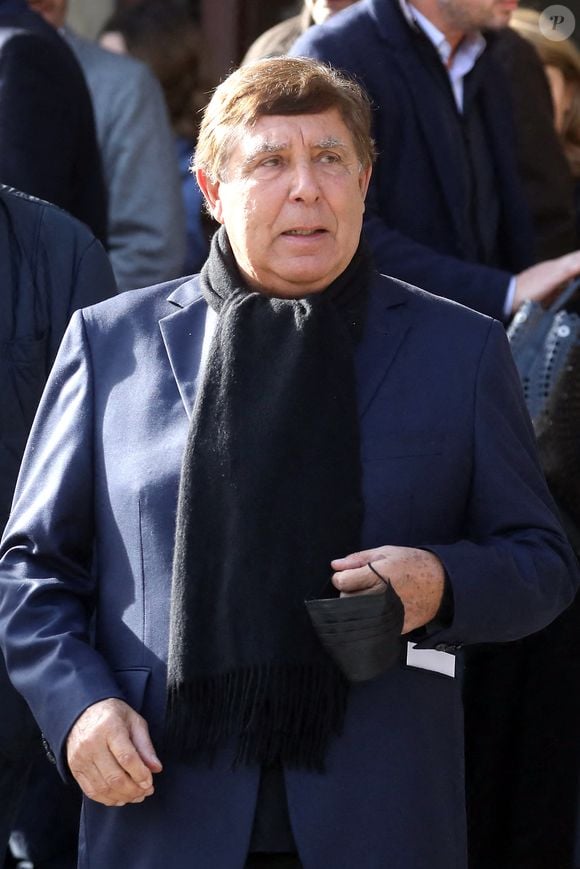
[406, 642, 456, 678]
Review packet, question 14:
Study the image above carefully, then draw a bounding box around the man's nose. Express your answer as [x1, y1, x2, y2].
[288, 161, 321, 202]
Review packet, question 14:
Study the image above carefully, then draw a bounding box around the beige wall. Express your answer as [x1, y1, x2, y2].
[66, 0, 114, 39]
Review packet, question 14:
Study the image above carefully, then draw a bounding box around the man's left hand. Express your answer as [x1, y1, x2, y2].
[331, 546, 445, 634]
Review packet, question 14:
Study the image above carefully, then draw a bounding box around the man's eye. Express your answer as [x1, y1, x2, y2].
[259, 156, 283, 168]
[318, 153, 341, 164]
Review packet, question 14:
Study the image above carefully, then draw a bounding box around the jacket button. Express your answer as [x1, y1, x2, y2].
[41, 734, 56, 765]
[435, 643, 448, 652]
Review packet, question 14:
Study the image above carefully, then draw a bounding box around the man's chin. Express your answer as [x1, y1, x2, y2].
[489, 4, 518, 28]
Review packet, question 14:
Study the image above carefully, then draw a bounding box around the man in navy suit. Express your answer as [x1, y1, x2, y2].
[291, 0, 580, 320]
[0, 58, 577, 869]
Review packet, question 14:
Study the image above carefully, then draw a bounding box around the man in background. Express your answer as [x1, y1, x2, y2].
[243, 0, 360, 63]
[0, 0, 107, 243]
[28, 0, 187, 290]
[291, 0, 580, 321]
[490, 24, 578, 260]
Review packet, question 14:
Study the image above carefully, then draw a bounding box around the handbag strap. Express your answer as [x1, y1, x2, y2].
[548, 275, 580, 314]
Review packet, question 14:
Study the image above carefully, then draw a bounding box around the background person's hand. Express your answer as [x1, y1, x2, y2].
[331, 545, 445, 634]
[66, 697, 162, 807]
[513, 250, 580, 313]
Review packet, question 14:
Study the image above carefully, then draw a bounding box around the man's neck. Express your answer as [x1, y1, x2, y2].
[409, 0, 466, 56]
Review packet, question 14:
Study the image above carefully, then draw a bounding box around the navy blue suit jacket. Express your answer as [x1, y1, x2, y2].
[0, 273, 576, 868]
[291, 0, 535, 321]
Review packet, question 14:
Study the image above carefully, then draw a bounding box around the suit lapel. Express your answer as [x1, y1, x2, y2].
[159, 277, 207, 419]
[356, 276, 410, 419]
[397, 56, 467, 242]
[370, 0, 467, 244]
[160, 274, 411, 422]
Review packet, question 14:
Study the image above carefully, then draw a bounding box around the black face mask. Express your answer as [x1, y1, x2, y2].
[306, 575, 404, 683]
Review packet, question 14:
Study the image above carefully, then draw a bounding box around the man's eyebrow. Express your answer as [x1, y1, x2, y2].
[241, 141, 288, 165]
[315, 136, 347, 149]
[241, 136, 348, 166]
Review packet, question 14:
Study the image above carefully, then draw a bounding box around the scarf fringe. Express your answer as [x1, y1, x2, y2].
[165, 660, 348, 771]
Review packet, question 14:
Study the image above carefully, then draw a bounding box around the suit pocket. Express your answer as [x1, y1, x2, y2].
[114, 667, 151, 714]
[361, 433, 446, 544]
[361, 431, 445, 461]
[0, 333, 49, 527]
[0, 333, 49, 439]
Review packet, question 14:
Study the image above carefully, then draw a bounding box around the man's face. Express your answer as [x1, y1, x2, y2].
[197, 110, 371, 298]
[305, 0, 360, 25]
[436, 0, 518, 32]
[27, 0, 67, 28]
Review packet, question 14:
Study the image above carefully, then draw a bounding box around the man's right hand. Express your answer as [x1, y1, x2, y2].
[513, 250, 580, 313]
[66, 697, 163, 807]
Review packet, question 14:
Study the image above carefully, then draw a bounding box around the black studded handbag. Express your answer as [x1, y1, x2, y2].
[507, 277, 580, 526]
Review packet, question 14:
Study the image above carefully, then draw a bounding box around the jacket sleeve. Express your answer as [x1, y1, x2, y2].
[0, 311, 126, 778]
[101, 62, 186, 290]
[37, 203, 117, 365]
[363, 183, 513, 321]
[420, 320, 579, 648]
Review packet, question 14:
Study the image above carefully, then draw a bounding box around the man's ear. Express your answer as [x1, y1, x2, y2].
[359, 163, 372, 200]
[196, 168, 224, 224]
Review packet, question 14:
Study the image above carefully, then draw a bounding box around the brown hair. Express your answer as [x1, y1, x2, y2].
[194, 57, 375, 181]
[101, 1, 206, 141]
[511, 7, 580, 176]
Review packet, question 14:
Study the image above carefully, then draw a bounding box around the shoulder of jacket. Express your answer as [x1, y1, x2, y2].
[374, 272, 494, 332]
[6, 186, 95, 236]
[0, 185, 96, 253]
[81, 275, 195, 327]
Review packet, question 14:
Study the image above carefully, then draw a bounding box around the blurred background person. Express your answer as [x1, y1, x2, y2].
[28, 0, 187, 290]
[510, 6, 580, 240]
[489, 21, 578, 261]
[101, 0, 213, 274]
[0, 0, 107, 243]
[242, 0, 361, 64]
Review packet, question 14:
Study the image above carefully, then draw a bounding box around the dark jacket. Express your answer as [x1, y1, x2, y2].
[490, 27, 577, 260]
[0, 185, 116, 862]
[291, 0, 535, 320]
[0, 186, 116, 533]
[0, 272, 577, 868]
[0, 0, 108, 243]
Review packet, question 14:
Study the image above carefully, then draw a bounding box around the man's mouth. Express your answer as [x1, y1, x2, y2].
[282, 228, 326, 236]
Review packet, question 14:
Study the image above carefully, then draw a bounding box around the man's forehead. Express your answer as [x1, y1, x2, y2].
[238, 110, 356, 153]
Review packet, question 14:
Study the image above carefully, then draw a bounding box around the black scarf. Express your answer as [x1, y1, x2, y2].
[166, 227, 371, 770]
